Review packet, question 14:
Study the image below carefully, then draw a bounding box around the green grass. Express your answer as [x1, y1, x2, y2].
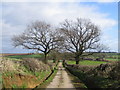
[106, 58, 119, 61]
[6, 54, 43, 59]
[0, 73, 2, 87]
[4, 57, 22, 61]
[12, 83, 27, 88]
[36, 62, 59, 88]
[3, 72, 15, 77]
[3, 70, 51, 88]
[67, 60, 107, 66]
[36, 69, 58, 88]
[6, 54, 53, 62]
[12, 84, 18, 88]
[17, 65, 51, 79]
[21, 65, 52, 81]
[37, 71, 51, 80]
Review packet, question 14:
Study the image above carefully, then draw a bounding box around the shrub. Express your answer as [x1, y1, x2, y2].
[0, 57, 17, 72]
[22, 58, 51, 72]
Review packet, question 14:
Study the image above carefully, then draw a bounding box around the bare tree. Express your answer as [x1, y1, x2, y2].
[96, 44, 110, 53]
[95, 44, 110, 61]
[59, 18, 101, 64]
[12, 21, 62, 63]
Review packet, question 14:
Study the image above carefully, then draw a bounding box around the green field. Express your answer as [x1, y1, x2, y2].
[67, 60, 108, 66]
[5, 53, 119, 65]
[6, 54, 43, 59]
[5, 54, 54, 63]
[106, 58, 119, 61]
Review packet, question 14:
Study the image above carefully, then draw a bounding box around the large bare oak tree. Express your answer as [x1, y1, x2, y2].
[12, 21, 62, 63]
[60, 18, 101, 64]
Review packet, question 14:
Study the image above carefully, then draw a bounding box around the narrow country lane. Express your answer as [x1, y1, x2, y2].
[46, 62, 76, 89]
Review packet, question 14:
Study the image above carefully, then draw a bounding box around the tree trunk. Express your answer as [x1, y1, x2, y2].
[44, 53, 47, 64]
[75, 56, 79, 64]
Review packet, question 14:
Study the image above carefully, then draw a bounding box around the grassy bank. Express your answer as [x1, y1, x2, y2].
[35, 61, 59, 88]
[1, 57, 57, 88]
[2, 70, 51, 88]
[0, 73, 2, 89]
[65, 62, 120, 89]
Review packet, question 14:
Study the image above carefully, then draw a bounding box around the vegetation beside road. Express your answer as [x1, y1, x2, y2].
[1, 57, 58, 88]
[66, 69, 87, 88]
[64, 61, 120, 88]
[35, 69, 58, 88]
[1, 52, 119, 88]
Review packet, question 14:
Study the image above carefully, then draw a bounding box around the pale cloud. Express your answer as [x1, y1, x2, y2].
[97, 0, 119, 2]
[100, 33, 118, 52]
[2, 20, 24, 37]
[0, 22, 2, 53]
[2, 2, 117, 29]
[1, 2, 118, 52]
[103, 39, 118, 52]
[1, 0, 119, 2]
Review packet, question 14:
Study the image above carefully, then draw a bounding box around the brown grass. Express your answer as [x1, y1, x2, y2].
[1, 53, 33, 56]
[3, 73, 40, 88]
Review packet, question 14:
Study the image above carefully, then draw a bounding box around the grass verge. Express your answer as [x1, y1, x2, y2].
[35, 69, 58, 89]
[65, 63, 120, 88]
[66, 69, 87, 89]
[0, 73, 2, 89]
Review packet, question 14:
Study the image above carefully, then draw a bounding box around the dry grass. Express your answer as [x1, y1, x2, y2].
[0, 57, 18, 72]
[22, 58, 51, 72]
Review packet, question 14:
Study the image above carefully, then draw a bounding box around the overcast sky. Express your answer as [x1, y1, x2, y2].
[1, 0, 118, 53]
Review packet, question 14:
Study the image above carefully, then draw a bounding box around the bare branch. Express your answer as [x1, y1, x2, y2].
[12, 21, 63, 63]
[59, 18, 102, 64]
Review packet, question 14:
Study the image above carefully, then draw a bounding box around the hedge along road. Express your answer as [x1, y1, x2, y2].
[46, 62, 76, 89]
